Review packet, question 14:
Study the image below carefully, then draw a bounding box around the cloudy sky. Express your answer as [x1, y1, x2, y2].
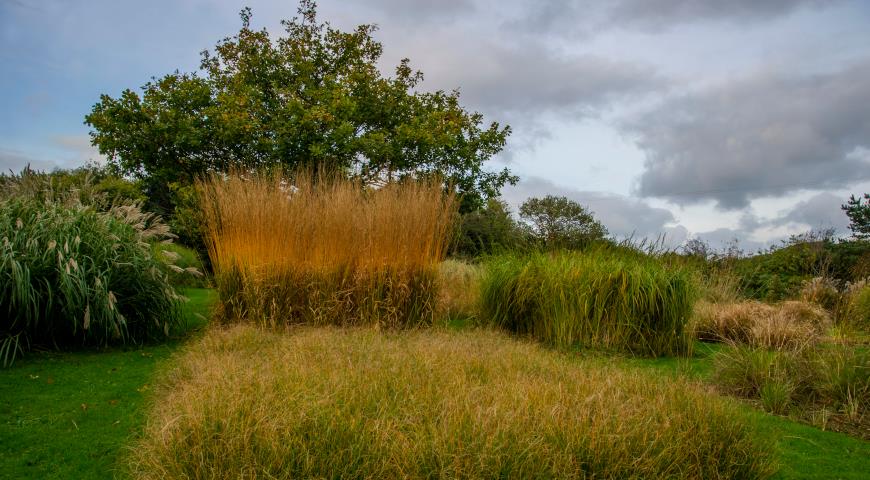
[3, 0, 869, 251]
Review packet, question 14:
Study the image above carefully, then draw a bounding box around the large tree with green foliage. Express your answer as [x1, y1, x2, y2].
[842, 193, 870, 240]
[519, 195, 608, 250]
[85, 1, 514, 215]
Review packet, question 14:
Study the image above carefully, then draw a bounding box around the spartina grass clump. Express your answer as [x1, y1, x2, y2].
[479, 250, 695, 356]
[0, 197, 187, 366]
[692, 300, 829, 350]
[713, 344, 869, 436]
[127, 325, 775, 479]
[198, 171, 456, 327]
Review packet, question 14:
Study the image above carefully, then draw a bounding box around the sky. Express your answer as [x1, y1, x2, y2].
[2, 0, 870, 251]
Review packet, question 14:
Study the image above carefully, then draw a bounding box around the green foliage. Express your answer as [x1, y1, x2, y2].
[842, 193, 870, 240]
[450, 199, 529, 257]
[479, 249, 696, 356]
[0, 164, 144, 208]
[733, 239, 832, 301]
[844, 284, 870, 331]
[86, 1, 515, 217]
[152, 242, 208, 288]
[0, 289, 215, 479]
[0, 197, 185, 366]
[519, 195, 608, 250]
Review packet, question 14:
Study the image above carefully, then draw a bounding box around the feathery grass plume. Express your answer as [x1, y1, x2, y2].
[479, 248, 696, 357]
[197, 169, 456, 327]
[0, 198, 184, 366]
[126, 325, 775, 479]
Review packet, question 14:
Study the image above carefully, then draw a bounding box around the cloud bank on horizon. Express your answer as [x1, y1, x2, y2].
[1, 0, 868, 251]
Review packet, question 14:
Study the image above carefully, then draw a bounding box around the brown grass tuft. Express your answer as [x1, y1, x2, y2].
[127, 326, 775, 479]
[692, 300, 830, 350]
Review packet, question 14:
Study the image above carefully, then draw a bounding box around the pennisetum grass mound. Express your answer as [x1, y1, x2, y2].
[126, 325, 776, 479]
[197, 170, 456, 328]
[479, 249, 696, 357]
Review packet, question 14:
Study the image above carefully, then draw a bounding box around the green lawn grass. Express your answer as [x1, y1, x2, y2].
[0, 289, 215, 480]
[1, 292, 867, 479]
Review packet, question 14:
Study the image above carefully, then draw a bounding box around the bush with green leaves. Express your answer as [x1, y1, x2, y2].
[0, 198, 186, 366]
[480, 248, 695, 356]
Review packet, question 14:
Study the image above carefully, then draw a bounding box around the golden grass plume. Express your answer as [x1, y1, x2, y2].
[197, 170, 456, 327]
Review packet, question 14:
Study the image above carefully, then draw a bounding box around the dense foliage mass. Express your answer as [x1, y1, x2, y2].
[519, 195, 608, 250]
[86, 1, 514, 217]
[842, 193, 870, 240]
[0, 197, 184, 365]
[480, 249, 695, 356]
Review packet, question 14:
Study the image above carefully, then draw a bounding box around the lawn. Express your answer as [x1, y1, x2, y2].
[0, 289, 215, 479]
[0, 288, 868, 479]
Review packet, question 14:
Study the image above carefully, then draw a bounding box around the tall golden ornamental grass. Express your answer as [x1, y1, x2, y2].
[197, 170, 456, 327]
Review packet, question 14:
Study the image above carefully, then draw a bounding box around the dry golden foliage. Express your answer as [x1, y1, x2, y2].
[197, 170, 456, 327]
[127, 325, 775, 479]
[693, 300, 830, 350]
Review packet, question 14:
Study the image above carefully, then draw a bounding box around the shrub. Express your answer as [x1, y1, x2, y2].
[479, 249, 695, 356]
[127, 325, 775, 479]
[450, 198, 529, 258]
[198, 171, 456, 328]
[0, 198, 184, 366]
[713, 344, 869, 435]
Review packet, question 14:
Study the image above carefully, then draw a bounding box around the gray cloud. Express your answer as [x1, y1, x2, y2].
[781, 192, 851, 231]
[607, 0, 835, 30]
[690, 191, 852, 253]
[500, 176, 684, 243]
[506, 0, 837, 36]
[626, 59, 870, 209]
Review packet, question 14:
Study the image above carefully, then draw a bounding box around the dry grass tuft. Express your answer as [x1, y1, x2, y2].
[197, 170, 456, 327]
[692, 300, 830, 350]
[127, 325, 775, 479]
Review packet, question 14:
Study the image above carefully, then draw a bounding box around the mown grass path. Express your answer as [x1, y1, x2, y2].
[0, 289, 215, 479]
[0, 289, 867, 479]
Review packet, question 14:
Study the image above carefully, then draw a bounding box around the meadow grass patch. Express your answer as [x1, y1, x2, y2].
[127, 325, 775, 479]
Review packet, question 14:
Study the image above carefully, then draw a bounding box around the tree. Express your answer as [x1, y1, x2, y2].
[842, 193, 870, 240]
[519, 195, 607, 250]
[451, 199, 529, 257]
[85, 1, 514, 216]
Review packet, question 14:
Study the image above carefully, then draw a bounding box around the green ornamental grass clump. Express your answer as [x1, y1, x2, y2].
[480, 249, 695, 356]
[0, 198, 185, 365]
